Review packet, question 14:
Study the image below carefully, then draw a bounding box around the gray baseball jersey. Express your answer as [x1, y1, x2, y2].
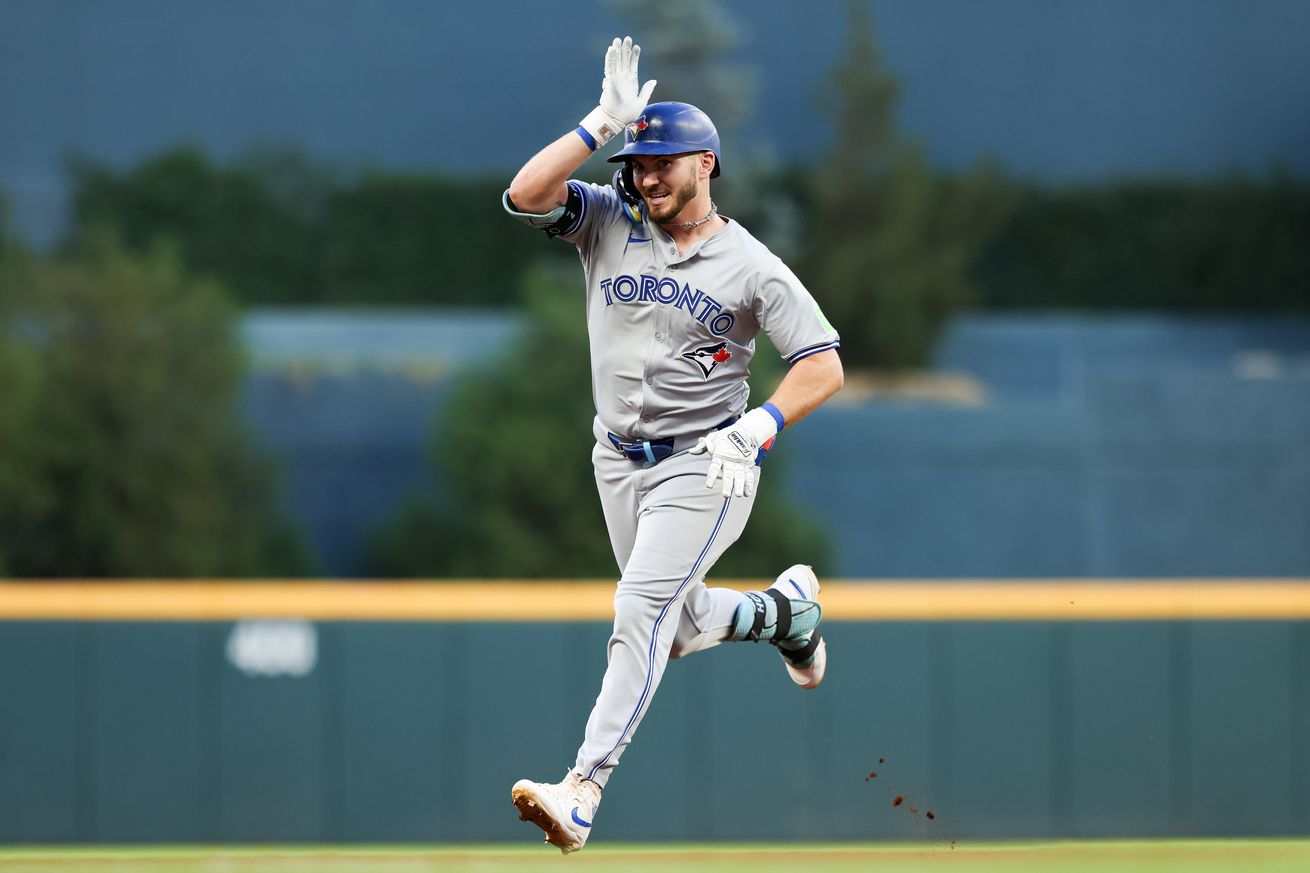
[505, 178, 839, 793]
[556, 180, 839, 441]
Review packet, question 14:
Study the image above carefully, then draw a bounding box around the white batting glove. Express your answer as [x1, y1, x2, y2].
[578, 36, 657, 150]
[689, 408, 780, 498]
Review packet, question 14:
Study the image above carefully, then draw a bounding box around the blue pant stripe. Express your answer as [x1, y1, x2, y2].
[588, 497, 732, 781]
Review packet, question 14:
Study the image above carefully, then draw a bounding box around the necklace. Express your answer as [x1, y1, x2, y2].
[668, 201, 718, 230]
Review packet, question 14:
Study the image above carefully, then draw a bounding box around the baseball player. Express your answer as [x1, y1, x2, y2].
[502, 36, 843, 853]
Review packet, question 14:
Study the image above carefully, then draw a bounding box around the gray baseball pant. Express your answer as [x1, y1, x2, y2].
[574, 437, 756, 787]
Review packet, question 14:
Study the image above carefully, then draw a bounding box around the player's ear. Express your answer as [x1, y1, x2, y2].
[699, 151, 715, 180]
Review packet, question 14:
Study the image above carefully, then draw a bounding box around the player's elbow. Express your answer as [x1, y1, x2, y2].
[507, 172, 558, 217]
[506, 177, 537, 213]
[815, 349, 844, 399]
[827, 357, 844, 402]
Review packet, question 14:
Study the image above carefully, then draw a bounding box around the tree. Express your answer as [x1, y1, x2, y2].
[803, 0, 1013, 368]
[0, 255, 40, 578]
[0, 192, 9, 261]
[69, 147, 332, 304]
[973, 174, 1310, 310]
[368, 264, 614, 577]
[66, 147, 569, 306]
[0, 234, 312, 577]
[319, 172, 556, 305]
[368, 263, 830, 579]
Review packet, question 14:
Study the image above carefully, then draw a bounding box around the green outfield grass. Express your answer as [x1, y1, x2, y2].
[2, 842, 1309, 873]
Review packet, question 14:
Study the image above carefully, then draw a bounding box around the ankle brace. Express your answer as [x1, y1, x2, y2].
[729, 589, 821, 643]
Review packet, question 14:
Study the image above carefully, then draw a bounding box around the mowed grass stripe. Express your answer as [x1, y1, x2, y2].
[1, 841, 1309, 872]
[1, 580, 1310, 621]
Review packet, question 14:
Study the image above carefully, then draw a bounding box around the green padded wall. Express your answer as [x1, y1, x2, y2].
[1, 620, 1306, 843]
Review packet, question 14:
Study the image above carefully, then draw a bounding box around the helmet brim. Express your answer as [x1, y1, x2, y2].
[606, 146, 721, 179]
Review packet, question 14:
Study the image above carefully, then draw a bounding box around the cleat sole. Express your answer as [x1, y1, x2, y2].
[512, 784, 580, 854]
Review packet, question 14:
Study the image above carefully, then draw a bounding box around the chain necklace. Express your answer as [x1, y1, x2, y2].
[667, 200, 718, 230]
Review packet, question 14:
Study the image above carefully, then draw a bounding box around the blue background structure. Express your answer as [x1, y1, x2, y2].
[4, 0, 1310, 243]
[241, 311, 1310, 578]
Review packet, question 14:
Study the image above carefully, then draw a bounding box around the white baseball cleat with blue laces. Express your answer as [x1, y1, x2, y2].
[767, 564, 827, 689]
[512, 770, 602, 854]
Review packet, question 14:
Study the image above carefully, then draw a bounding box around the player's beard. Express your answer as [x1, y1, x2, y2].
[645, 173, 700, 224]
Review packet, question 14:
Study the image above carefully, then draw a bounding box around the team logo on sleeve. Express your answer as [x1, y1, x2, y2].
[682, 341, 733, 378]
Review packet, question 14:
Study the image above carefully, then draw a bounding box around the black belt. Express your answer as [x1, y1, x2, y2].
[607, 415, 740, 466]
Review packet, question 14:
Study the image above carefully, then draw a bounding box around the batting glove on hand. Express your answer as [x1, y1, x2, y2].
[579, 36, 657, 149]
[690, 407, 780, 498]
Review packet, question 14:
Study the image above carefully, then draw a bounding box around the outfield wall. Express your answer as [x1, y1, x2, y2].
[1, 582, 1307, 844]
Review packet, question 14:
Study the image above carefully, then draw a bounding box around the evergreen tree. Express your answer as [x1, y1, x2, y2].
[69, 147, 332, 304]
[0, 192, 9, 261]
[67, 147, 566, 306]
[804, 0, 1012, 368]
[0, 234, 312, 576]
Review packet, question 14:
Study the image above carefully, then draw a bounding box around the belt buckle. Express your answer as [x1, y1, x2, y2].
[608, 433, 671, 465]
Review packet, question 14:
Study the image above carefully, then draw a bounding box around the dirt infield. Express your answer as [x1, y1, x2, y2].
[2, 841, 1309, 873]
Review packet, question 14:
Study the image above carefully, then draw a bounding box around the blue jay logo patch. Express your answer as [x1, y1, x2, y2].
[682, 340, 732, 378]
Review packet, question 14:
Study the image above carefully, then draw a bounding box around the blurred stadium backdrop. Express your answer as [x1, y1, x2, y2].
[2, 0, 1309, 863]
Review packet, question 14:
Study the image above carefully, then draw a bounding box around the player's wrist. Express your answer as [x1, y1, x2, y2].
[578, 106, 628, 151]
[740, 407, 780, 446]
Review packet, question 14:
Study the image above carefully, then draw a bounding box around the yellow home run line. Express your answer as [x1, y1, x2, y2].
[0, 580, 1308, 621]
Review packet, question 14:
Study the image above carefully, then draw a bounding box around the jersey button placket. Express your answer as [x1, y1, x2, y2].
[641, 305, 668, 422]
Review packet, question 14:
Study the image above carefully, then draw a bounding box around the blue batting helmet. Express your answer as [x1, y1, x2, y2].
[606, 101, 722, 178]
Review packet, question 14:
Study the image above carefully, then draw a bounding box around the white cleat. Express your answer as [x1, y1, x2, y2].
[511, 770, 602, 854]
[768, 564, 827, 689]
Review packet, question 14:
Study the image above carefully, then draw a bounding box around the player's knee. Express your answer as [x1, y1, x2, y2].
[611, 588, 663, 636]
